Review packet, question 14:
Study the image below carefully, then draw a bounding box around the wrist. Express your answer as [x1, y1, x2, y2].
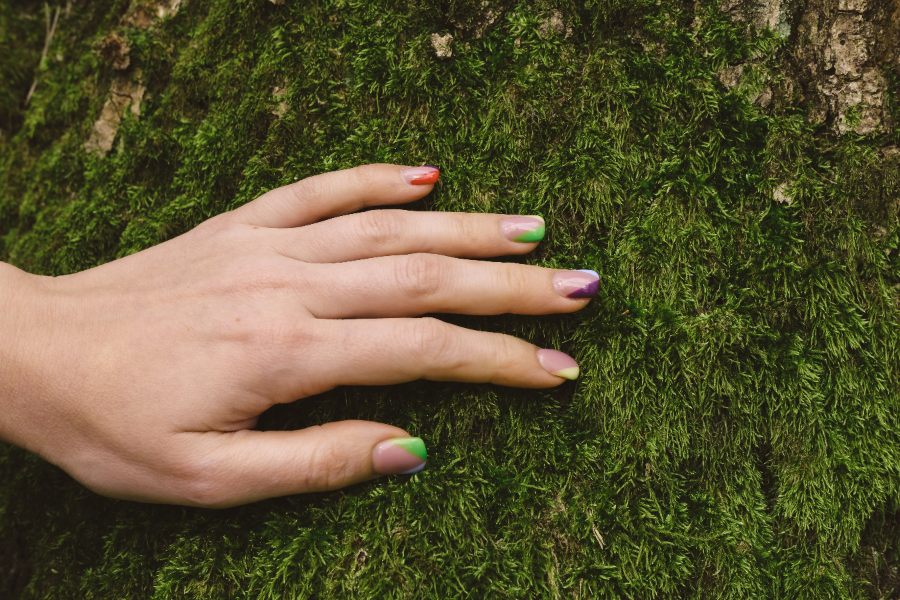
[0, 263, 56, 451]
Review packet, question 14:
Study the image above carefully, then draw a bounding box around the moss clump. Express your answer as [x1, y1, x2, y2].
[1, 1, 898, 597]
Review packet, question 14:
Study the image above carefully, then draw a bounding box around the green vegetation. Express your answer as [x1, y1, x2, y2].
[1, 0, 897, 597]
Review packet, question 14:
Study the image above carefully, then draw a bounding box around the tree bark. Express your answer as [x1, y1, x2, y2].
[724, 0, 897, 135]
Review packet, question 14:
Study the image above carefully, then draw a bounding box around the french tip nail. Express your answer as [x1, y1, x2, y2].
[536, 349, 580, 380]
[372, 436, 428, 475]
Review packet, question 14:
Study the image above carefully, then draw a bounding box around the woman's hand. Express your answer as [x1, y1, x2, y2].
[0, 164, 598, 507]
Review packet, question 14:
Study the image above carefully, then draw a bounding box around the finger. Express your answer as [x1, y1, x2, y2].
[301, 253, 600, 318]
[310, 317, 580, 391]
[227, 163, 440, 228]
[185, 422, 427, 507]
[271, 210, 545, 263]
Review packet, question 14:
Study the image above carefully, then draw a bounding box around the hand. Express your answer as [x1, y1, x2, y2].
[0, 164, 598, 507]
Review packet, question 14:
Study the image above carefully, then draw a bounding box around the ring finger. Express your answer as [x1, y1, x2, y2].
[307, 317, 582, 391]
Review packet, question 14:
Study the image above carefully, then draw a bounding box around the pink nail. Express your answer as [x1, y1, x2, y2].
[536, 349, 580, 380]
[401, 166, 440, 185]
[552, 270, 599, 299]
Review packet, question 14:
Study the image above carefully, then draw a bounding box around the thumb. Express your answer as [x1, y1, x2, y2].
[185, 421, 427, 507]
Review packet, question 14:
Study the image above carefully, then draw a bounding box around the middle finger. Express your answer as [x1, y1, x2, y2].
[300, 253, 599, 318]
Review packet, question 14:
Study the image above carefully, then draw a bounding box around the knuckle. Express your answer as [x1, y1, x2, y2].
[63, 450, 124, 498]
[287, 174, 328, 207]
[492, 334, 521, 373]
[356, 210, 404, 247]
[266, 319, 321, 353]
[347, 164, 378, 191]
[171, 456, 230, 508]
[247, 319, 292, 348]
[411, 317, 458, 365]
[452, 214, 478, 242]
[279, 318, 321, 346]
[230, 258, 293, 293]
[226, 309, 317, 352]
[252, 266, 291, 290]
[396, 253, 445, 298]
[299, 431, 354, 491]
[193, 212, 238, 237]
[502, 265, 531, 294]
[179, 477, 227, 508]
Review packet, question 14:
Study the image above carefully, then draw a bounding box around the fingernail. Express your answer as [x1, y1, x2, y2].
[552, 269, 599, 299]
[536, 349, 580, 380]
[372, 437, 428, 475]
[402, 165, 440, 185]
[501, 215, 545, 242]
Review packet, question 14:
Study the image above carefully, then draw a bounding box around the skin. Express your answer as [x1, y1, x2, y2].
[0, 163, 592, 508]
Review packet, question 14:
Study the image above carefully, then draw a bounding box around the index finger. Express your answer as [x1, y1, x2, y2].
[228, 163, 440, 228]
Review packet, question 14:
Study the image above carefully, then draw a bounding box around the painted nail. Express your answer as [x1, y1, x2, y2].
[536, 349, 580, 380]
[372, 437, 427, 475]
[501, 215, 545, 242]
[402, 165, 440, 185]
[552, 269, 599, 299]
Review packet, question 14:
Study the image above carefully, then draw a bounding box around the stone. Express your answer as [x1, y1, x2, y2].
[431, 33, 454, 59]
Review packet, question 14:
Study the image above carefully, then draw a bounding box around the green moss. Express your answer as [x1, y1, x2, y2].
[0, 1, 44, 134]
[1, 1, 898, 597]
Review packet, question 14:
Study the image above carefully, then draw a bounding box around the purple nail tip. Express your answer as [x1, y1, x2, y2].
[567, 270, 599, 298]
[400, 463, 426, 475]
[567, 278, 600, 298]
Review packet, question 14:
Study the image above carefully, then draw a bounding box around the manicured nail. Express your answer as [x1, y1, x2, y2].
[552, 269, 599, 299]
[372, 437, 427, 475]
[536, 349, 580, 380]
[402, 165, 440, 185]
[501, 215, 545, 242]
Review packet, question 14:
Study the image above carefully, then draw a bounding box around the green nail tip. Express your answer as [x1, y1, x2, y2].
[391, 437, 427, 461]
[513, 222, 545, 242]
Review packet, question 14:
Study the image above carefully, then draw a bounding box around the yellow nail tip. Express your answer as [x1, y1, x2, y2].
[554, 366, 580, 380]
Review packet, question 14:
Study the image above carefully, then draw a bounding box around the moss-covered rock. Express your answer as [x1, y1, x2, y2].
[1, 0, 897, 597]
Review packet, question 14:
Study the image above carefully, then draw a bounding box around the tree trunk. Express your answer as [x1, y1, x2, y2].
[724, 0, 897, 134]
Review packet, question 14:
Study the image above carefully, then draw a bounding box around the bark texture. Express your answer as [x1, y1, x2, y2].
[726, 0, 897, 135]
